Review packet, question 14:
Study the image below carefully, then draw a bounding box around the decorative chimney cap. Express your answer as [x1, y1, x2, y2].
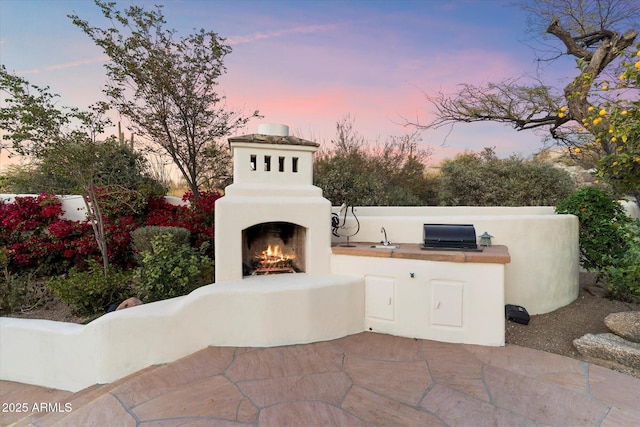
[229, 123, 319, 147]
[258, 123, 289, 136]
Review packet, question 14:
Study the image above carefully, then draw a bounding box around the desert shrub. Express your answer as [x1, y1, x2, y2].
[131, 226, 191, 256]
[133, 233, 213, 303]
[313, 117, 434, 206]
[314, 153, 435, 206]
[555, 186, 633, 273]
[315, 155, 388, 205]
[0, 247, 53, 313]
[47, 259, 133, 316]
[439, 148, 575, 206]
[602, 221, 640, 303]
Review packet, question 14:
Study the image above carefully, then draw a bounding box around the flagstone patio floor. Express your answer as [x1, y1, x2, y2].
[2, 332, 640, 426]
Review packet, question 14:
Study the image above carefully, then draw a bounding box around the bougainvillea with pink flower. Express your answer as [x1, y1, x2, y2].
[0, 191, 221, 274]
[143, 191, 219, 256]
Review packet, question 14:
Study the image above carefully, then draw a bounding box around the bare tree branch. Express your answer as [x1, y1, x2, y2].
[404, 0, 637, 157]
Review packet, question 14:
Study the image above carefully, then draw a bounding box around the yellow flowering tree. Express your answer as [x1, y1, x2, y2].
[584, 48, 640, 203]
[406, 0, 639, 203]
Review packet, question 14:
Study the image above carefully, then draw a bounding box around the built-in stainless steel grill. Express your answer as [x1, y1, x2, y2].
[421, 224, 481, 251]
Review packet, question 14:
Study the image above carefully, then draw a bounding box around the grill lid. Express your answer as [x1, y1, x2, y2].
[421, 224, 480, 251]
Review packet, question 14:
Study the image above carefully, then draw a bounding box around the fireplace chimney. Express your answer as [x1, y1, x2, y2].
[257, 123, 289, 136]
[214, 124, 331, 282]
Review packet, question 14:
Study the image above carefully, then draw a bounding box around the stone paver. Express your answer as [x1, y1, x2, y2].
[342, 385, 443, 426]
[588, 364, 640, 411]
[420, 384, 537, 426]
[51, 393, 136, 427]
[2, 332, 640, 426]
[345, 356, 431, 405]
[133, 375, 246, 422]
[238, 371, 351, 407]
[483, 364, 607, 426]
[422, 340, 489, 402]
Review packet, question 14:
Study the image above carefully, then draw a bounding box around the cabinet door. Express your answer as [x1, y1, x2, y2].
[431, 280, 463, 327]
[365, 276, 395, 321]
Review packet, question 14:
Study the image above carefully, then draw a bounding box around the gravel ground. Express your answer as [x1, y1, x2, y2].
[506, 273, 640, 378]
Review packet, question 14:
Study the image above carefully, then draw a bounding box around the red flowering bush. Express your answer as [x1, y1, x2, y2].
[183, 191, 219, 250]
[1, 191, 219, 276]
[2, 190, 221, 314]
[1, 194, 69, 274]
[144, 196, 188, 228]
[0, 193, 62, 236]
[1, 194, 138, 274]
[144, 191, 219, 256]
[105, 215, 138, 267]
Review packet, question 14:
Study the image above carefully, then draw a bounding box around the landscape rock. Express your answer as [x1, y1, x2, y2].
[573, 333, 640, 370]
[605, 311, 640, 343]
[116, 297, 143, 311]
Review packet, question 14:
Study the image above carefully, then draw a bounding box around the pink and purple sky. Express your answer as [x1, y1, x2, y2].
[1, 0, 577, 167]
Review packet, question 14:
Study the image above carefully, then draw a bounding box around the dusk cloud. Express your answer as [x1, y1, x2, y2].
[44, 56, 109, 71]
[227, 23, 341, 45]
[0, 0, 569, 166]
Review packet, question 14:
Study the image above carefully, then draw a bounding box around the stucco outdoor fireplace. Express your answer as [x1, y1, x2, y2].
[215, 124, 331, 282]
[242, 221, 306, 275]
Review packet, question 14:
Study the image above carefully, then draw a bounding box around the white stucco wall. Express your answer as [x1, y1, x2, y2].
[0, 275, 364, 392]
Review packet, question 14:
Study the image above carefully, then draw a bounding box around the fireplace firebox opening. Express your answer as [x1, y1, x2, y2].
[242, 222, 306, 276]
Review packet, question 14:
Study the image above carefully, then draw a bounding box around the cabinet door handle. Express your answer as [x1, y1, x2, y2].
[388, 298, 392, 305]
[434, 301, 441, 309]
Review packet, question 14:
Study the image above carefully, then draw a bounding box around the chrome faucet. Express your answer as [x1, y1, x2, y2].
[380, 227, 391, 246]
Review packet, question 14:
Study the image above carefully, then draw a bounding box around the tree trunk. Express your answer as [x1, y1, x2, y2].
[82, 188, 109, 277]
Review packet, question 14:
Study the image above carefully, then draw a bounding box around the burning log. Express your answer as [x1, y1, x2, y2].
[253, 244, 296, 275]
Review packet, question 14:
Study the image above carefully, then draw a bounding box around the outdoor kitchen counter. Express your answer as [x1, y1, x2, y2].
[331, 243, 510, 264]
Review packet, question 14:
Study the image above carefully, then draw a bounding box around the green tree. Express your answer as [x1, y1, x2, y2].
[70, 1, 260, 199]
[2, 140, 165, 208]
[314, 116, 435, 206]
[406, 0, 639, 204]
[199, 139, 233, 192]
[439, 147, 575, 206]
[0, 67, 160, 275]
[585, 47, 640, 201]
[1, 66, 111, 273]
[0, 65, 109, 157]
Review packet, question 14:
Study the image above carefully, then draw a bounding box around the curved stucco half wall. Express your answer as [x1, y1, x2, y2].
[0, 275, 364, 392]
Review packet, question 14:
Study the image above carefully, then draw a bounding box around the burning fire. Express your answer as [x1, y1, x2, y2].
[260, 244, 294, 263]
[255, 244, 296, 273]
